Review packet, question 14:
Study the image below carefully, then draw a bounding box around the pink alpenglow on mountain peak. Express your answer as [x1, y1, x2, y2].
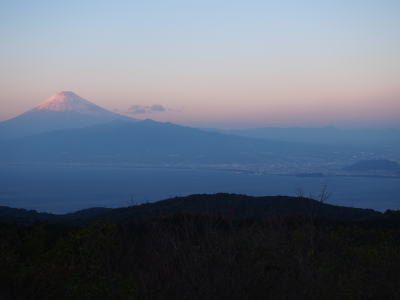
[0, 91, 136, 139]
[33, 91, 107, 115]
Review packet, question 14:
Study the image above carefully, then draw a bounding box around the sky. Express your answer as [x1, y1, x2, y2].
[0, 0, 399, 128]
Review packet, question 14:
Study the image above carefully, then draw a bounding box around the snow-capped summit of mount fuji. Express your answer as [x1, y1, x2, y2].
[33, 91, 110, 115]
[0, 91, 136, 139]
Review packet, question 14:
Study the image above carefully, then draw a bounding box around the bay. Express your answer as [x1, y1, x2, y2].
[0, 165, 398, 213]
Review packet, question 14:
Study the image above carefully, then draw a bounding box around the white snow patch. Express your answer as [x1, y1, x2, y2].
[34, 91, 109, 115]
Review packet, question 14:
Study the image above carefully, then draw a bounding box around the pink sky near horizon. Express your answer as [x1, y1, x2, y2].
[1, 88, 399, 128]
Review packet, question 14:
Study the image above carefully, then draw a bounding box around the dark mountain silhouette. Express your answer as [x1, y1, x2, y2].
[0, 91, 135, 139]
[0, 193, 380, 224]
[92, 193, 380, 222]
[0, 206, 110, 223]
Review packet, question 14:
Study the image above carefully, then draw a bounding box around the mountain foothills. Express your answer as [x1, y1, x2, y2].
[0, 119, 333, 164]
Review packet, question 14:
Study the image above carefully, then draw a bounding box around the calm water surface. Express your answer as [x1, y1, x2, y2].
[0, 165, 399, 213]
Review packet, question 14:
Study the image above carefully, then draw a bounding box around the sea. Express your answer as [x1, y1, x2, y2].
[0, 165, 399, 214]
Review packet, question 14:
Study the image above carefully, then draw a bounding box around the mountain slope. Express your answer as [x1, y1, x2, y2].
[0, 91, 135, 139]
[0, 119, 333, 164]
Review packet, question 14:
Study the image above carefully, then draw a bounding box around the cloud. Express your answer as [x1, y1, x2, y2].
[127, 104, 168, 114]
[149, 104, 167, 112]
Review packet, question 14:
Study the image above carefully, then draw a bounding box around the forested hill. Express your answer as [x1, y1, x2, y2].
[1, 193, 400, 299]
[0, 193, 380, 224]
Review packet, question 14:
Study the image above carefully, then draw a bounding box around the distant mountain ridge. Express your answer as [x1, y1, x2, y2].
[221, 126, 400, 146]
[216, 126, 400, 156]
[0, 91, 135, 139]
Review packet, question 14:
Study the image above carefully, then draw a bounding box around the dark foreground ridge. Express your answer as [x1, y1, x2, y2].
[1, 193, 400, 299]
[0, 193, 380, 224]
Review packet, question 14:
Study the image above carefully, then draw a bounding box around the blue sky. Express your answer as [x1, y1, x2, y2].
[1, 0, 399, 127]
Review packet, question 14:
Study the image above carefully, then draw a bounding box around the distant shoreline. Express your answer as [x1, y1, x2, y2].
[1, 162, 399, 180]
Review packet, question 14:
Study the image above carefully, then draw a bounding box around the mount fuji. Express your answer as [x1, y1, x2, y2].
[0, 91, 135, 139]
[0, 91, 333, 164]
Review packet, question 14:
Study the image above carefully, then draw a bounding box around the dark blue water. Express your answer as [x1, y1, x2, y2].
[0, 165, 399, 213]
